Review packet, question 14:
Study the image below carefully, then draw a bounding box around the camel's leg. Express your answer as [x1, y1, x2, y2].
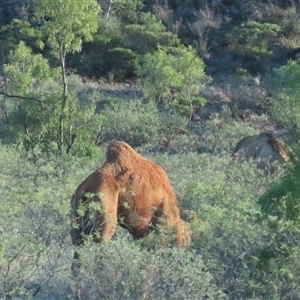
[175, 219, 192, 247]
[70, 214, 86, 279]
[159, 200, 191, 247]
[70, 183, 118, 299]
[160, 200, 180, 227]
[95, 183, 119, 242]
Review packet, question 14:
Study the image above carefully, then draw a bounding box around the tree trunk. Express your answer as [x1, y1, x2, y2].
[58, 44, 67, 153]
[187, 77, 193, 121]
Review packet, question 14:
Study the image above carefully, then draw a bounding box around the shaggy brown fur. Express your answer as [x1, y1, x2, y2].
[267, 138, 290, 162]
[70, 140, 191, 251]
[232, 132, 290, 173]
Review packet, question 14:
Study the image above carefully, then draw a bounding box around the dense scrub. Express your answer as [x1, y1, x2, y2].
[1, 0, 300, 299]
[1, 112, 299, 299]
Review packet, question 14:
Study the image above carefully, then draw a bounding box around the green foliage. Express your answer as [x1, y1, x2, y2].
[0, 145, 73, 298]
[0, 18, 43, 56]
[258, 159, 300, 223]
[77, 238, 227, 299]
[109, 0, 144, 24]
[155, 151, 298, 299]
[136, 47, 182, 101]
[99, 99, 160, 147]
[78, 1, 179, 80]
[0, 0, 104, 157]
[255, 155, 300, 299]
[269, 59, 300, 139]
[173, 96, 207, 118]
[228, 21, 281, 58]
[4, 41, 58, 94]
[123, 12, 178, 53]
[2, 43, 103, 157]
[106, 47, 137, 80]
[108, 0, 178, 52]
[136, 45, 210, 118]
[33, 0, 100, 56]
[2, 42, 59, 149]
[158, 112, 189, 147]
[2, 2, 300, 299]
[31, 0, 101, 154]
[0, 128, 299, 299]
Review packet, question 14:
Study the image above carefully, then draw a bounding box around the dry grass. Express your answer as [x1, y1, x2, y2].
[188, 7, 221, 58]
[251, 2, 300, 49]
[152, 0, 182, 35]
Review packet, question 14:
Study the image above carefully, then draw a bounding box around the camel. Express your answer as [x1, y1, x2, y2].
[232, 132, 291, 173]
[70, 140, 191, 255]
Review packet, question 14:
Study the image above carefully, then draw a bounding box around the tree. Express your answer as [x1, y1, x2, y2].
[2, 42, 104, 157]
[3, 41, 59, 152]
[227, 21, 281, 57]
[33, 0, 101, 152]
[136, 45, 210, 119]
[227, 21, 281, 72]
[79, 0, 180, 80]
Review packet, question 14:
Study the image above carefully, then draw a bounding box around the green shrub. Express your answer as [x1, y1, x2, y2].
[0, 143, 107, 298]
[227, 21, 281, 58]
[158, 112, 189, 148]
[76, 235, 227, 300]
[2, 43, 104, 158]
[258, 154, 300, 223]
[136, 45, 210, 119]
[268, 58, 300, 139]
[225, 20, 281, 73]
[1, 131, 299, 299]
[153, 151, 291, 299]
[255, 156, 300, 299]
[99, 99, 160, 147]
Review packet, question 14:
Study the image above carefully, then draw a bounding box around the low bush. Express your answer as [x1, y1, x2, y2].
[192, 106, 259, 154]
[99, 99, 160, 147]
[76, 234, 227, 300]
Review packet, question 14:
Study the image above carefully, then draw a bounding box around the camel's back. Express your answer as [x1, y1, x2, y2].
[233, 133, 277, 160]
[103, 140, 178, 204]
[233, 135, 258, 155]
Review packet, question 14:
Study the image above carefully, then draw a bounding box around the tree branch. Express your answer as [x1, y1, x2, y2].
[0, 91, 48, 109]
[66, 133, 76, 154]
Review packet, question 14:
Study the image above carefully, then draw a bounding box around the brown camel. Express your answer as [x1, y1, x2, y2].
[232, 132, 290, 173]
[70, 140, 191, 254]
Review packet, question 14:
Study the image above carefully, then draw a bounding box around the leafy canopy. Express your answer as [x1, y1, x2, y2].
[2, 43, 103, 157]
[33, 0, 101, 56]
[136, 46, 208, 100]
[136, 45, 209, 117]
[4, 41, 58, 94]
[228, 21, 281, 57]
